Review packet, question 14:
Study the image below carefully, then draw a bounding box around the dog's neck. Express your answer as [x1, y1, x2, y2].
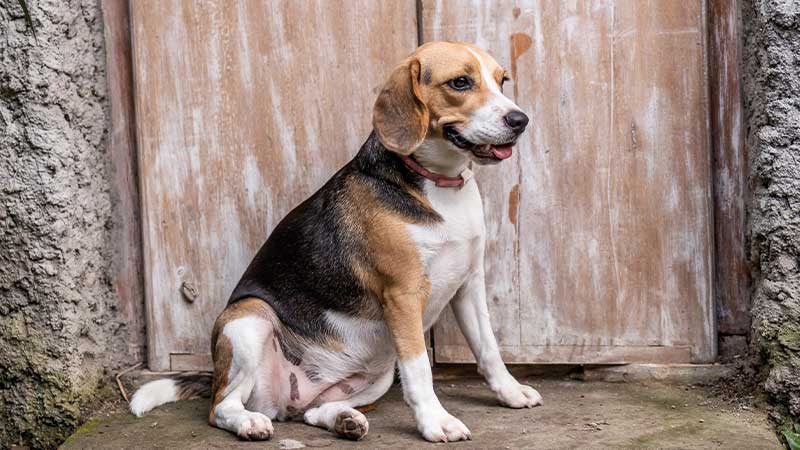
[413, 138, 470, 178]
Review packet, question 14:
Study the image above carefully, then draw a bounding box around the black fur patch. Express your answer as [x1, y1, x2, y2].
[275, 332, 303, 366]
[174, 373, 212, 399]
[289, 373, 300, 401]
[228, 133, 441, 343]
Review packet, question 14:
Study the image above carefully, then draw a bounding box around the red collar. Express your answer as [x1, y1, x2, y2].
[402, 155, 465, 188]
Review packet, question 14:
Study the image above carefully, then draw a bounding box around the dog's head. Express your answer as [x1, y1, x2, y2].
[373, 41, 528, 165]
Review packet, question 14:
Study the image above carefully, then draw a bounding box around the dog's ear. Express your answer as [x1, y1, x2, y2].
[373, 58, 429, 155]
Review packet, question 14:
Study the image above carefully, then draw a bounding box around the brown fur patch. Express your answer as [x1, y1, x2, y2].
[338, 175, 433, 361]
[340, 175, 436, 324]
[380, 282, 430, 361]
[373, 42, 509, 153]
[208, 333, 233, 425]
[401, 42, 507, 142]
[373, 58, 429, 154]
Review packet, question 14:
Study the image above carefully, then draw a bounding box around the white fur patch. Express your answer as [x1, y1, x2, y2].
[405, 177, 485, 330]
[399, 353, 471, 442]
[398, 353, 438, 410]
[220, 316, 269, 403]
[461, 47, 523, 145]
[300, 311, 396, 383]
[129, 379, 178, 417]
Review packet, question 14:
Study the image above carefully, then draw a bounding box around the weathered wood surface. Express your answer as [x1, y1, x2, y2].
[422, 0, 524, 359]
[708, 0, 749, 336]
[425, 0, 716, 363]
[130, 1, 418, 370]
[102, 0, 145, 362]
[133, 0, 719, 369]
[437, 344, 691, 365]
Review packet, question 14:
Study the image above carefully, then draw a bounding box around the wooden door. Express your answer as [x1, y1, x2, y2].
[130, 1, 418, 371]
[427, 0, 716, 364]
[132, 0, 715, 371]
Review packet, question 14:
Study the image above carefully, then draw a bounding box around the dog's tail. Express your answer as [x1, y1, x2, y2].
[129, 372, 212, 417]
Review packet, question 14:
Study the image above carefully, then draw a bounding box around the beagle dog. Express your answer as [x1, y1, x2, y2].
[130, 41, 541, 443]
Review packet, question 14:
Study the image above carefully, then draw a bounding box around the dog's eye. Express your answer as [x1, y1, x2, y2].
[447, 76, 473, 91]
[500, 75, 511, 91]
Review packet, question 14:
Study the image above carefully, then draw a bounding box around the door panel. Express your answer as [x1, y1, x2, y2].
[133, 0, 715, 370]
[130, 0, 418, 370]
[425, 0, 715, 363]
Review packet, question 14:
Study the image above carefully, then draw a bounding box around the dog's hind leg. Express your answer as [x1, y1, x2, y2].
[303, 367, 394, 440]
[208, 312, 276, 440]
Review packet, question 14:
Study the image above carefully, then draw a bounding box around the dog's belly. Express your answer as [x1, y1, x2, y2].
[246, 311, 396, 420]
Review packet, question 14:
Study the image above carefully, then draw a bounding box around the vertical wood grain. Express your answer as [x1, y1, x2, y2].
[605, 0, 715, 362]
[102, 0, 145, 362]
[708, 0, 749, 335]
[130, 1, 417, 370]
[427, 0, 716, 363]
[422, 0, 523, 357]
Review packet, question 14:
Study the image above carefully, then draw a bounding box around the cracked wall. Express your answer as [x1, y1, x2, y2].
[742, 0, 800, 427]
[0, 1, 144, 448]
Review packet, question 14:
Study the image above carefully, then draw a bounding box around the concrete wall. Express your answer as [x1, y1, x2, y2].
[0, 1, 144, 448]
[742, 0, 800, 426]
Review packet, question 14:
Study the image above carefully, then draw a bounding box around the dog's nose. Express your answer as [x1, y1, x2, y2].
[504, 111, 529, 132]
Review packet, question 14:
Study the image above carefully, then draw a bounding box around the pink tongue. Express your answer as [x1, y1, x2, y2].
[490, 145, 513, 160]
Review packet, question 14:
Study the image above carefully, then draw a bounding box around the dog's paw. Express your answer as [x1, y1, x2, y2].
[235, 411, 274, 440]
[334, 409, 369, 440]
[418, 411, 471, 442]
[496, 382, 543, 409]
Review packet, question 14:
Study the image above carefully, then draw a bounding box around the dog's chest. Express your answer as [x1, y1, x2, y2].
[407, 180, 485, 330]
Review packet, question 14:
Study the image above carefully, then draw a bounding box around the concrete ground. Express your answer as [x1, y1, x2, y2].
[63, 375, 781, 449]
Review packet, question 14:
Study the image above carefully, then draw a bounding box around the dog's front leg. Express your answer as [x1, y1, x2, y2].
[382, 284, 471, 442]
[451, 266, 543, 409]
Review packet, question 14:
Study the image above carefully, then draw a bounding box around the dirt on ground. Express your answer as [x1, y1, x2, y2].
[62, 376, 780, 449]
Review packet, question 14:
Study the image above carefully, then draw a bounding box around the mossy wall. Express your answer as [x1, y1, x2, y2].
[0, 1, 144, 448]
[742, 0, 800, 426]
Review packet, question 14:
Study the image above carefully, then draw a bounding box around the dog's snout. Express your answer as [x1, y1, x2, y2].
[504, 111, 529, 133]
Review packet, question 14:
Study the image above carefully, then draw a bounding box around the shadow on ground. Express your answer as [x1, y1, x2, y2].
[62, 378, 780, 449]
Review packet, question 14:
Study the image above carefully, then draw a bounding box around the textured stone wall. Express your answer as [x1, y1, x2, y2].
[0, 1, 143, 448]
[742, 0, 800, 427]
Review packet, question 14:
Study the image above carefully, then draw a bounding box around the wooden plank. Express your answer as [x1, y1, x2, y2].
[422, 0, 523, 359]
[606, 0, 715, 362]
[102, 0, 145, 362]
[170, 353, 212, 372]
[130, 1, 418, 370]
[708, 0, 749, 335]
[513, 0, 617, 350]
[426, 0, 715, 364]
[437, 345, 692, 365]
